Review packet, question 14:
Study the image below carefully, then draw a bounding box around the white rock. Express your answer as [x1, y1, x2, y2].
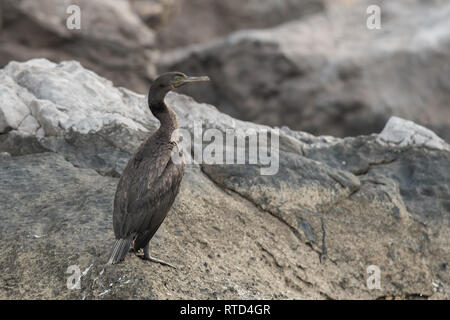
[1, 59, 153, 136]
[30, 100, 69, 136]
[0, 85, 30, 132]
[18, 114, 40, 134]
[377, 116, 450, 151]
[2, 58, 448, 159]
[0, 152, 12, 159]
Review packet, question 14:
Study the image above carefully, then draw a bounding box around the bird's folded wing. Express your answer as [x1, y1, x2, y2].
[128, 160, 183, 234]
[114, 144, 181, 236]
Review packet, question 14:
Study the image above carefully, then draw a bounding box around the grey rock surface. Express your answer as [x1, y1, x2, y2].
[159, 0, 450, 141]
[0, 0, 159, 93]
[0, 59, 449, 299]
[154, 0, 325, 50]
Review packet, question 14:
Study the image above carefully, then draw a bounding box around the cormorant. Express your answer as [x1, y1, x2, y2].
[107, 72, 210, 267]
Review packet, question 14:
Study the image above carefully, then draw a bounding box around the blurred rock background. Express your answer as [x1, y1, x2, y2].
[1, 0, 449, 140]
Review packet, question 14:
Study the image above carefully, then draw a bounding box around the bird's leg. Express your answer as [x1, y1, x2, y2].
[129, 239, 141, 253]
[141, 242, 177, 269]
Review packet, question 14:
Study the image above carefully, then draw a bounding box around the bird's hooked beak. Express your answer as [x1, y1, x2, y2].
[173, 76, 210, 88]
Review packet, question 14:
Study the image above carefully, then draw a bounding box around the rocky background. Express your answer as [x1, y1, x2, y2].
[0, 0, 449, 299]
[1, 0, 449, 140]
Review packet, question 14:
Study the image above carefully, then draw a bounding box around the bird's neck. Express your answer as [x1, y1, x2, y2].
[149, 100, 178, 141]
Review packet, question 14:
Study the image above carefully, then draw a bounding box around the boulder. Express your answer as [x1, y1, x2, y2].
[0, 0, 161, 93]
[159, 0, 450, 141]
[0, 59, 448, 299]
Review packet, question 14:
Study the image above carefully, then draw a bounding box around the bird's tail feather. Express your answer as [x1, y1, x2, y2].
[107, 237, 133, 265]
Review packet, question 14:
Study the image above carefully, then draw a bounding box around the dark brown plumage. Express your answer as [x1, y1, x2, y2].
[107, 72, 209, 266]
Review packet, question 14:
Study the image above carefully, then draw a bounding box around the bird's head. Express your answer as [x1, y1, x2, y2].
[149, 72, 210, 102]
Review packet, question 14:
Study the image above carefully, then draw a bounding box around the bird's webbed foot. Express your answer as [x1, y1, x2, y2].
[139, 243, 177, 269]
[141, 254, 177, 269]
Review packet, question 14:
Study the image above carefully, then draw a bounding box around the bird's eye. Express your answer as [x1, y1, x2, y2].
[173, 75, 183, 82]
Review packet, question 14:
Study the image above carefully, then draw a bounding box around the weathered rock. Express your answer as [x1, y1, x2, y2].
[159, 0, 450, 141]
[377, 117, 450, 152]
[0, 0, 160, 93]
[0, 59, 449, 299]
[154, 0, 325, 49]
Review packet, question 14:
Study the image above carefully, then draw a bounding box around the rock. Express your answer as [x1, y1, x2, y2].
[0, 152, 11, 160]
[159, 0, 450, 141]
[378, 117, 450, 152]
[0, 0, 161, 93]
[0, 87, 30, 133]
[129, 0, 177, 29]
[0, 59, 449, 299]
[154, 0, 325, 49]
